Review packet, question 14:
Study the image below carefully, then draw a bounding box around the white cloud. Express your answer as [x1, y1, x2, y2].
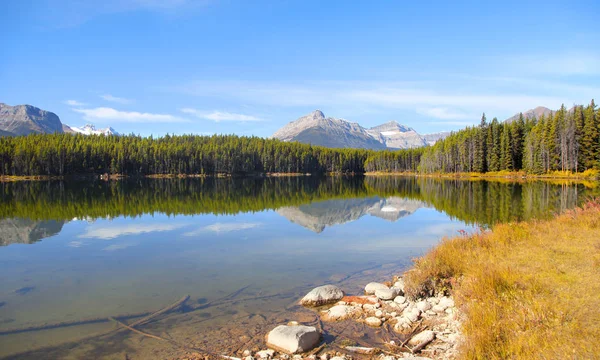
[73, 107, 189, 123]
[79, 223, 188, 240]
[175, 80, 581, 116]
[65, 100, 87, 107]
[101, 94, 133, 104]
[183, 222, 262, 236]
[416, 107, 472, 120]
[181, 108, 263, 122]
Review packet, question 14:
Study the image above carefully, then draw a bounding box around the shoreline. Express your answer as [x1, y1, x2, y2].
[365, 170, 600, 180]
[212, 200, 600, 359]
[2, 170, 599, 182]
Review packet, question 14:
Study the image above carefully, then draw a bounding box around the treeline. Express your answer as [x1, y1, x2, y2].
[0, 99, 597, 176]
[420, 100, 599, 174]
[0, 177, 594, 228]
[0, 134, 383, 176]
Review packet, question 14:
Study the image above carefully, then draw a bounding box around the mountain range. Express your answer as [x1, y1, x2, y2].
[277, 196, 427, 233]
[272, 110, 450, 149]
[0, 103, 119, 137]
[1, 102, 563, 150]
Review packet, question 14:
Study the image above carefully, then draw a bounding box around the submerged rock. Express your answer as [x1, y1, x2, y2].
[408, 330, 435, 347]
[300, 285, 344, 307]
[365, 282, 389, 294]
[266, 325, 320, 354]
[321, 305, 358, 321]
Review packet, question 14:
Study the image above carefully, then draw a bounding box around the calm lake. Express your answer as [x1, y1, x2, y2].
[0, 176, 595, 359]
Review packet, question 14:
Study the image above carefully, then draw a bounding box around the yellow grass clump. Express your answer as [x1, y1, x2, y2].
[404, 200, 600, 359]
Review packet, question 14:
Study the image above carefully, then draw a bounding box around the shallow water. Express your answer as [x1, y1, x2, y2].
[0, 176, 595, 358]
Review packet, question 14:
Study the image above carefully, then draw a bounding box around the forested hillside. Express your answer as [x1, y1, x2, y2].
[0, 100, 597, 176]
[419, 100, 599, 174]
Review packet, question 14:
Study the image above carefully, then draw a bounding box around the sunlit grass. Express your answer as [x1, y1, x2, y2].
[404, 200, 600, 359]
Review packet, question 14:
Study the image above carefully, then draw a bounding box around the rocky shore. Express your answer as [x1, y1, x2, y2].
[220, 275, 461, 360]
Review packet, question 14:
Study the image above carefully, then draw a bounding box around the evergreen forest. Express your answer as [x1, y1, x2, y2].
[0, 100, 597, 176]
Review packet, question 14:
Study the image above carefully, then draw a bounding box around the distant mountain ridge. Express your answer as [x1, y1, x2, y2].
[0, 102, 119, 137]
[64, 124, 120, 136]
[272, 110, 449, 150]
[504, 106, 554, 123]
[0, 103, 63, 136]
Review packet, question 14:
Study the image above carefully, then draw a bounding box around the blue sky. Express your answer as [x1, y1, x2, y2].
[1, 0, 598, 137]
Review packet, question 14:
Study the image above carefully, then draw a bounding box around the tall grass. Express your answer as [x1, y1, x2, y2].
[404, 200, 600, 359]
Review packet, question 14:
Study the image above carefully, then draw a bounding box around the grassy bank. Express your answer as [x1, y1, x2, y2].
[403, 200, 600, 359]
[366, 169, 600, 180]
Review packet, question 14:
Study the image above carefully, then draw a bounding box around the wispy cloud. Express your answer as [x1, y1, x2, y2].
[416, 107, 473, 120]
[174, 80, 584, 118]
[181, 108, 263, 122]
[72, 107, 190, 123]
[101, 94, 133, 104]
[64, 99, 87, 107]
[103, 243, 138, 251]
[79, 223, 188, 240]
[183, 222, 262, 236]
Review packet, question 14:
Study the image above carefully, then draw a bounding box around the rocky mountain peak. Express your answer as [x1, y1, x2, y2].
[310, 110, 325, 119]
[0, 103, 63, 136]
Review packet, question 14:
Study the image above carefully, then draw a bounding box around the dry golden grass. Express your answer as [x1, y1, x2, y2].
[404, 200, 600, 359]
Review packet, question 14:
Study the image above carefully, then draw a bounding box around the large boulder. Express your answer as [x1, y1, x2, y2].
[364, 282, 388, 295]
[374, 287, 398, 300]
[300, 285, 344, 307]
[266, 325, 320, 354]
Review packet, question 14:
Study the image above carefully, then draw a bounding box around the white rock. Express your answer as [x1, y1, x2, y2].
[375, 288, 398, 300]
[365, 316, 383, 327]
[255, 349, 275, 359]
[393, 296, 406, 304]
[244, 357, 254, 360]
[363, 303, 377, 311]
[416, 300, 432, 312]
[293, 356, 303, 360]
[438, 296, 455, 308]
[427, 297, 440, 305]
[330, 357, 346, 360]
[266, 325, 320, 354]
[300, 285, 344, 307]
[242, 350, 251, 357]
[379, 356, 395, 360]
[375, 309, 383, 317]
[365, 282, 389, 294]
[319, 354, 330, 360]
[390, 312, 397, 317]
[405, 308, 421, 323]
[321, 305, 357, 321]
[393, 278, 405, 291]
[432, 304, 448, 313]
[408, 330, 435, 347]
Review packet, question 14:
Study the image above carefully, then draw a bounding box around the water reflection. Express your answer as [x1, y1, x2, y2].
[0, 218, 65, 246]
[277, 197, 426, 232]
[0, 177, 597, 358]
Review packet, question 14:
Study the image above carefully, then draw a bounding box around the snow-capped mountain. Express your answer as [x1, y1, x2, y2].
[272, 110, 448, 149]
[64, 124, 120, 136]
